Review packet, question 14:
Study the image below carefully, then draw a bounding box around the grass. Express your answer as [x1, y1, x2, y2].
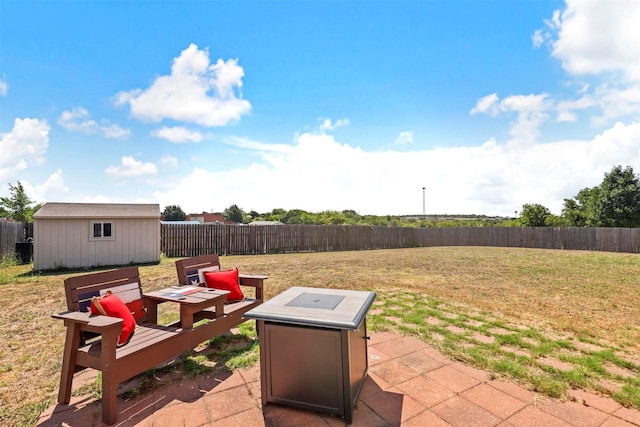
[0, 252, 20, 285]
[1, 246, 639, 426]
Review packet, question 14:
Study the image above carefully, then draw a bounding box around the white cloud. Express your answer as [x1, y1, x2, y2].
[58, 107, 130, 139]
[472, 93, 551, 145]
[58, 107, 98, 133]
[591, 85, 640, 127]
[470, 93, 500, 117]
[0, 118, 50, 182]
[151, 126, 203, 143]
[531, 29, 547, 49]
[0, 77, 7, 96]
[533, 9, 561, 50]
[105, 156, 158, 177]
[152, 122, 640, 217]
[395, 131, 414, 145]
[224, 136, 293, 153]
[160, 155, 179, 167]
[555, 95, 595, 122]
[527, 1, 640, 128]
[102, 124, 131, 139]
[501, 94, 551, 145]
[28, 170, 69, 202]
[115, 43, 251, 127]
[319, 118, 350, 131]
[546, 0, 640, 82]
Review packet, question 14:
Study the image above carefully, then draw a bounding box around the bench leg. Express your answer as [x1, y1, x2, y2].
[101, 329, 119, 425]
[58, 321, 81, 404]
[101, 379, 117, 425]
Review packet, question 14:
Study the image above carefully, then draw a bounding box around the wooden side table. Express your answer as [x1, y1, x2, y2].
[144, 286, 229, 329]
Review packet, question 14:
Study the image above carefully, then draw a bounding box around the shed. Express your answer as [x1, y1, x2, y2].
[33, 202, 161, 271]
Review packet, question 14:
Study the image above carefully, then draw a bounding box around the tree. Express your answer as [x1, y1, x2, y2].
[562, 187, 598, 226]
[162, 205, 186, 221]
[281, 209, 310, 224]
[563, 165, 640, 227]
[223, 204, 245, 223]
[266, 208, 286, 222]
[591, 165, 640, 227]
[544, 214, 569, 227]
[519, 203, 550, 226]
[0, 181, 42, 222]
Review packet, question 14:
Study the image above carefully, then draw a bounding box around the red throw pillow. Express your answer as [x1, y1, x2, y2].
[90, 292, 136, 346]
[203, 268, 244, 302]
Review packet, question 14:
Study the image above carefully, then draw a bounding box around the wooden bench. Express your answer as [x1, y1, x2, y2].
[174, 253, 267, 327]
[52, 265, 261, 425]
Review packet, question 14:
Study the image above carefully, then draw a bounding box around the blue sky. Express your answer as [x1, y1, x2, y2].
[2, 0, 640, 217]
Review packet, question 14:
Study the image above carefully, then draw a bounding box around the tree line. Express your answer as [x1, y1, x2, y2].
[3, 164, 639, 228]
[519, 165, 640, 227]
[163, 165, 640, 228]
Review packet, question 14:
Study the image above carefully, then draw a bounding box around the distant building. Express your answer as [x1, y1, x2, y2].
[33, 202, 160, 270]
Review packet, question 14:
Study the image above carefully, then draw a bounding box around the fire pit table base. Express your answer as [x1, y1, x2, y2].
[245, 287, 376, 424]
[260, 320, 368, 422]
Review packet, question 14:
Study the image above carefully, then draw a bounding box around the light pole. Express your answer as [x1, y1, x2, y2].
[422, 187, 426, 217]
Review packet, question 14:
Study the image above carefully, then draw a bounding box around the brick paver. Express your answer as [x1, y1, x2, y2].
[462, 383, 528, 419]
[426, 364, 483, 393]
[431, 395, 501, 426]
[536, 399, 610, 427]
[504, 405, 573, 427]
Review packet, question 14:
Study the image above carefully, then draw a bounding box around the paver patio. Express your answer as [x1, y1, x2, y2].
[37, 331, 640, 426]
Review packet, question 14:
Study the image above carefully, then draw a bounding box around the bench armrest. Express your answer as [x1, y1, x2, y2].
[239, 274, 268, 287]
[52, 311, 123, 334]
[239, 274, 267, 301]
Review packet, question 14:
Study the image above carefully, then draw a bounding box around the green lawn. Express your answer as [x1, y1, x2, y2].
[1, 246, 639, 426]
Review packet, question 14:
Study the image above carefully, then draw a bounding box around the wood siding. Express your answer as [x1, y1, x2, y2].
[34, 218, 160, 270]
[161, 224, 640, 258]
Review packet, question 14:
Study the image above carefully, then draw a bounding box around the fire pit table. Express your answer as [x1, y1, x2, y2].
[244, 286, 376, 423]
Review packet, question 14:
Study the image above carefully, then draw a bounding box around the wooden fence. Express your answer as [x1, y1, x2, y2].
[161, 224, 640, 258]
[0, 221, 26, 258]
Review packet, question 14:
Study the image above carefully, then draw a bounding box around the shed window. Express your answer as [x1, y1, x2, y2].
[90, 221, 115, 240]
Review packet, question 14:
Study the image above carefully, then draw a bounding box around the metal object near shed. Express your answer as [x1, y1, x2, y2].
[244, 286, 376, 423]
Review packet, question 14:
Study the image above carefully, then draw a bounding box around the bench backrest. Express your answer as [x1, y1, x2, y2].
[175, 254, 221, 286]
[64, 266, 147, 323]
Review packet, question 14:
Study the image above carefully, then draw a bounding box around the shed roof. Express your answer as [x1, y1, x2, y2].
[34, 203, 160, 219]
[248, 220, 284, 226]
[160, 220, 201, 225]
